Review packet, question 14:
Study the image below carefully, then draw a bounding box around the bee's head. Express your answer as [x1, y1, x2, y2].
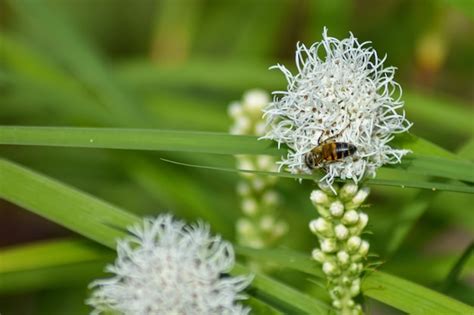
[304, 152, 320, 170]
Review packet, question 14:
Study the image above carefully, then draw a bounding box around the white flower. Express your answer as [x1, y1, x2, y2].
[87, 214, 252, 315]
[262, 27, 412, 184]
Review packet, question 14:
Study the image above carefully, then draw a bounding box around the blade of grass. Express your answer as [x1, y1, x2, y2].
[0, 239, 112, 274]
[1, 126, 473, 187]
[394, 154, 474, 183]
[441, 242, 474, 292]
[0, 126, 280, 155]
[0, 260, 107, 294]
[403, 92, 474, 137]
[384, 137, 474, 256]
[236, 247, 474, 315]
[161, 158, 474, 193]
[0, 158, 138, 248]
[362, 271, 473, 315]
[232, 263, 330, 314]
[0, 239, 110, 294]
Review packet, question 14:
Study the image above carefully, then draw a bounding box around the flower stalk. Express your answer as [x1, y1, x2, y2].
[229, 90, 288, 249]
[310, 183, 370, 315]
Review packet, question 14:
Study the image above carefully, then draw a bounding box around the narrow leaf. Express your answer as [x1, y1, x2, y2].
[236, 246, 474, 315]
[1, 126, 473, 191]
[162, 159, 474, 194]
[0, 158, 138, 248]
[232, 263, 330, 314]
[442, 242, 474, 292]
[0, 126, 280, 155]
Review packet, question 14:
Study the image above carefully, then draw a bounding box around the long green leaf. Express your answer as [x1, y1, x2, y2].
[232, 263, 330, 314]
[0, 126, 279, 155]
[362, 272, 473, 315]
[0, 158, 137, 248]
[384, 138, 474, 256]
[1, 127, 473, 192]
[0, 239, 110, 294]
[0, 239, 112, 274]
[236, 247, 474, 315]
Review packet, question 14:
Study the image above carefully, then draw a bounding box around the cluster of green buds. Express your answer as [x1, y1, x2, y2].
[309, 182, 370, 315]
[229, 90, 288, 249]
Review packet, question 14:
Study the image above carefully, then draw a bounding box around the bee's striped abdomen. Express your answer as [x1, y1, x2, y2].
[335, 142, 357, 159]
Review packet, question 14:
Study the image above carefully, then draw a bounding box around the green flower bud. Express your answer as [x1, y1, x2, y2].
[311, 248, 327, 263]
[342, 210, 359, 225]
[352, 187, 370, 205]
[340, 182, 358, 200]
[335, 224, 349, 240]
[323, 261, 339, 275]
[242, 198, 258, 216]
[329, 200, 344, 217]
[337, 250, 350, 265]
[309, 218, 333, 237]
[358, 240, 370, 256]
[347, 236, 362, 252]
[350, 279, 361, 297]
[320, 238, 338, 253]
[310, 190, 330, 205]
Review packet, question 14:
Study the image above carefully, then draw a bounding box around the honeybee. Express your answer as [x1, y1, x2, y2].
[304, 133, 357, 170]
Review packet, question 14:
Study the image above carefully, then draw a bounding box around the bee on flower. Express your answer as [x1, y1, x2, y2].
[262, 27, 412, 185]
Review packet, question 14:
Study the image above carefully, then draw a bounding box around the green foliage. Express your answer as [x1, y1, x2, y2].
[0, 0, 473, 313]
[1, 126, 473, 194]
[0, 160, 472, 313]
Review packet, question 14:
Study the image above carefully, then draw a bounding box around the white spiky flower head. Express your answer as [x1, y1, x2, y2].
[87, 214, 252, 315]
[262, 27, 412, 184]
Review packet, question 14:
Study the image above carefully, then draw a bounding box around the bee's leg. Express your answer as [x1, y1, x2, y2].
[319, 121, 351, 145]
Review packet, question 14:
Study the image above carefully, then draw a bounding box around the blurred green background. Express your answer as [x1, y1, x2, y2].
[0, 0, 473, 314]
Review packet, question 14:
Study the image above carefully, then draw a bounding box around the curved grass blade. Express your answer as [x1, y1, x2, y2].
[0, 239, 112, 274]
[0, 239, 111, 294]
[441, 242, 474, 292]
[0, 158, 138, 248]
[161, 158, 474, 194]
